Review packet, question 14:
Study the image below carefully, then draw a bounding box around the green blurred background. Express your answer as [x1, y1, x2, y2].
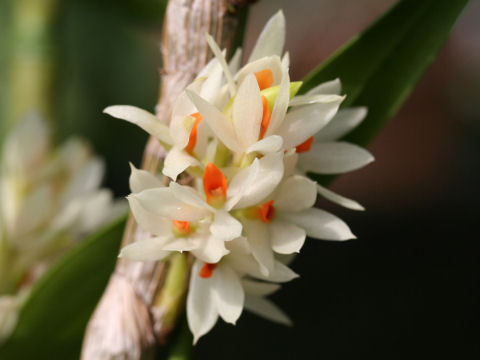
[1, 0, 479, 358]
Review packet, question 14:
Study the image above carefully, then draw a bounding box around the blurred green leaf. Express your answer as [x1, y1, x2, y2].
[301, 0, 468, 150]
[0, 215, 127, 360]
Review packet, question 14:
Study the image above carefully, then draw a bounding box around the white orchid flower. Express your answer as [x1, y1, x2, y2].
[187, 237, 298, 344]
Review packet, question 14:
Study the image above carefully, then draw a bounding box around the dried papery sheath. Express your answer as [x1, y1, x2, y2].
[105, 9, 374, 345]
[0, 113, 123, 342]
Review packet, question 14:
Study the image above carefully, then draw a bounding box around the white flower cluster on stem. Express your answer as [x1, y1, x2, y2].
[0, 113, 125, 341]
[106, 10, 373, 343]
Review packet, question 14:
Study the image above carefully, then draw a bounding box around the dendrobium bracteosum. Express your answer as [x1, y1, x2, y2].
[106, 10, 373, 343]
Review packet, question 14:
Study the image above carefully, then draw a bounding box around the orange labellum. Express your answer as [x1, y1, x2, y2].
[254, 69, 274, 91]
[203, 162, 227, 206]
[173, 220, 191, 235]
[259, 200, 275, 223]
[295, 136, 314, 153]
[199, 262, 218, 278]
[185, 112, 202, 154]
[259, 95, 271, 139]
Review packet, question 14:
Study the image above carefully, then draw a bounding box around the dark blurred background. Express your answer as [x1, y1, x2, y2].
[1, 0, 479, 358]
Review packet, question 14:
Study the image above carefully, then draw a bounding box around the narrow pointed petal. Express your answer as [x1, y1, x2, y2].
[246, 135, 283, 154]
[242, 279, 280, 296]
[283, 208, 356, 240]
[243, 220, 274, 276]
[61, 158, 104, 205]
[119, 237, 171, 261]
[232, 152, 284, 209]
[245, 296, 292, 326]
[233, 74, 263, 148]
[305, 78, 341, 96]
[229, 47, 243, 74]
[13, 185, 52, 237]
[248, 10, 286, 62]
[186, 90, 242, 153]
[270, 220, 306, 254]
[298, 142, 374, 174]
[205, 34, 236, 96]
[316, 183, 365, 211]
[161, 237, 197, 252]
[315, 107, 367, 142]
[163, 147, 200, 181]
[212, 264, 244, 324]
[210, 210, 242, 242]
[278, 96, 344, 150]
[191, 234, 230, 263]
[187, 261, 219, 344]
[132, 188, 206, 221]
[274, 175, 317, 212]
[104, 106, 172, 145]
[200, 60, 224, 103]
[281, 51, 290, 68]
[169, 115, 194, 149]
[289, 94, 343, 107]
[127, 196, 172, 235]
[265, 65, 290, 136]
[229, 255, 298, 283]
[129, 163, 163, 193]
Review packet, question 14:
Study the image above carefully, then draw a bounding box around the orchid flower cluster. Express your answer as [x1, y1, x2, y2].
[0, 113, 124, 341]
[106, 11, 373, 343]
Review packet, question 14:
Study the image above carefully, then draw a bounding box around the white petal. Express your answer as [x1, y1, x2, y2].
[298, 142, 374, 174]
[169, 182, 213, 211]
[265, 64, 290, 136]
[232, 152, 284, 209]
[283, 208, 356, 241]
[225, 159, 260, 210]
[233, 74, 263, 148]
[289, 94, 343, 107]
[274, 175, 317, 212]
[212, 264, 244, 324]
[248, 10, 286, 62]
[305, 78, 341, 96]
[210, 210, 242, 242]
[315, 107, 367, 142]
[242, 219, 274, 276]
[281, 51, 290, 68]
[13, 184, 52, 237]
[160, 237, 197, 252]
[229, 255, 298, 283]
[187, 261, 219, 344]
[169, 114, 194, 148]
[246, 135, 283, 154]
[228, 47, 243, 74]
[132, 188, 206, 221]
[245, 296, 292, 326]
[242, 279, 280, 296]
[61, 158, 104, 205]
[128, 196, 172, 235]
[119, 237, 171, 261]
[104, 105, 172, 145]
[316, 183, 365, 211]
[205, 34, 236, 96]
[163, 147, 200, 181]
[186, 90, 242, 153]
[270, 220, 306, 254]
[200, 60, 224, 103]
[236, 56, 283, 87]
[191, 234, 230, 263]
[278, 96, 344, 150]
[129, 163, 163, 193]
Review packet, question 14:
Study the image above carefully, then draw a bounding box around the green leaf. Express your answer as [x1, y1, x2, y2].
[0, 215, 127, 360]
[301, 0, 468, 148]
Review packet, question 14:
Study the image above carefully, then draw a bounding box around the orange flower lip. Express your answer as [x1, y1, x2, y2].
[203, 162, 227, 207]
[199, 262, 218, 278]
[254, 68, 274, 91]
[173, 220, 191, 236]
[259, 200, 275, 223]
[295, 136, 314, 153]
[185, 112, 202, 154]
